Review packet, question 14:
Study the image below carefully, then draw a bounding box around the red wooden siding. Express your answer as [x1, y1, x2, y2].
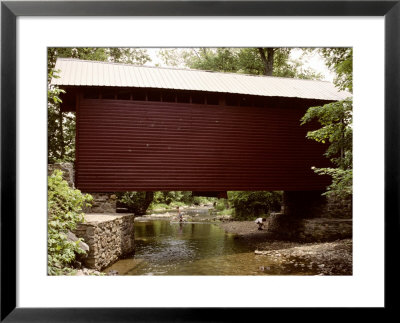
[76, 98, 331, 192]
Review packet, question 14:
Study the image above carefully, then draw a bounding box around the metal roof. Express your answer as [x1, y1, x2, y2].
[52, 58, 351, 101]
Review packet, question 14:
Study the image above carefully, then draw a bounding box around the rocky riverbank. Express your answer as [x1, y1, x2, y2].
[74, 268, 105, 276]
[218, 220, 352, 275]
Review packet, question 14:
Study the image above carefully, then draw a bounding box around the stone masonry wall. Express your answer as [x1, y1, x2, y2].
[266, 213, 352, 242]
[282, 190, 352, 219]
[74, 214, 135, 271]
[300, 218, 352, 242]
[82, 193, 117, 214]
[325, 194, 352, 218]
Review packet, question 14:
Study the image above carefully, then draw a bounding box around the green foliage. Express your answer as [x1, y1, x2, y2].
[228, 191, 282, 220]
[48, 48, 151, 73]
[319, 48, 353, 92]
[157, 48, 189, 67]
[158, 48, 322, 79]
[107, 48, 151, 65]
[215, 208, 234, 216]
[301, 48, 353, 199]
[187, 48, 241, 73]
[149, 191, 216, 209]
[150, 202, 172, 210]
[313, 167, 352, 198]
[48, 69, 76, 163]
[119, 191, 217, 213]
[48, 69, 66, 163]
[301, 98, 352, 170]
[214, 199, 228, 212]
[283, 59, 323, 80]
[117, 191, 154, 215]
[152, 191, 184, 206]
[192, 196, 216, 206]
[48, 170, 93, 275]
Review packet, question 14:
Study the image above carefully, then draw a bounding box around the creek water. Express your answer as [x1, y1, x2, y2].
[104, 208, 316, 275]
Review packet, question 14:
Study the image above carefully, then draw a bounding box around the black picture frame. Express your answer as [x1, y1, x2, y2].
[1, 1, 398, 321]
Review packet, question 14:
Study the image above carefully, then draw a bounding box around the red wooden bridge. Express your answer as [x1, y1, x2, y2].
[53, 58, 350, 194]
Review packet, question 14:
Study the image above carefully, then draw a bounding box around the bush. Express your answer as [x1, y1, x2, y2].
[48, 170, 93, 275]
[151, 191, 185, 207]
[147, 191, 216, 210]
[215, 208, 234, 216]
[192, 196, 216, 206]
[117, 191, 154, 215]
[228, 191, 282, 220]
[214, 199, 229, 212]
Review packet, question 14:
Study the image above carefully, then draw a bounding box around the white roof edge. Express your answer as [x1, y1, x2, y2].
[52, 58, 352, 101]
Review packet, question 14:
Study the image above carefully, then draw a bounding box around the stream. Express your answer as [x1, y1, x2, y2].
[103, 207, 318, 275]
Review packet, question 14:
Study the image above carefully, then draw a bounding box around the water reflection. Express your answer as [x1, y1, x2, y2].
[105, 219, 318, 275]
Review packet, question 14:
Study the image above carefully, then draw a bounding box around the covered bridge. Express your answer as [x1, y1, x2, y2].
[52, 58, 350, 195]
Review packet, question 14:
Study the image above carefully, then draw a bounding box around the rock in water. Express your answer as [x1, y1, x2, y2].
[254, 250, 268, 255]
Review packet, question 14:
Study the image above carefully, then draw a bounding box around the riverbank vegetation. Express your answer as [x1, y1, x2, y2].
[209, 191, 283, 220]
[301, 48, 353, 200]
[47, 170, 93, 275]
[117, 191, 217, 213]
[117, 190, 282, 221]
[150, 191, 217, 210]
[228, 191, 282, 220]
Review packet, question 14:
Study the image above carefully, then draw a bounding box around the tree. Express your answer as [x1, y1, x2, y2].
[117, 191, 154, 215]
[158, 47, 322, 79]
[228, 191, 282, 220]
[301, 48, 353, 199]
[319, 48, 353, 92]
[182, 48, 240, 73]
[257, 48, 274, 75]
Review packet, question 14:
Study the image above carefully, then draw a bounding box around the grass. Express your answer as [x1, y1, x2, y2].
[216, 208, 234, 216]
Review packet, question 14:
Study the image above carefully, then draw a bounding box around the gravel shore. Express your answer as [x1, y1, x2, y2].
[218, 220, 353, 275]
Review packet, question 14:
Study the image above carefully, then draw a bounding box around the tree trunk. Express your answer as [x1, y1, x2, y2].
[257, 48, 275, 76]
[266, 48, 274, 76]
[58, 108, 65, 160]
[145, 191, 154, 208]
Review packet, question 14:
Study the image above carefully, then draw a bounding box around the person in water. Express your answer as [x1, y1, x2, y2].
[255, 217, 267, 230]
[179, 222, 183, 234]
[177, 206, 183, 222]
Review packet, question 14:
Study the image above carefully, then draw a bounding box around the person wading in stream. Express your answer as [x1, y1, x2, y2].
[255, 217, 267, 230]
[177, 206, 183, 222]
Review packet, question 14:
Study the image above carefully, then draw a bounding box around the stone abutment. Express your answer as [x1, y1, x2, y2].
[48, 163, 134, 270]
